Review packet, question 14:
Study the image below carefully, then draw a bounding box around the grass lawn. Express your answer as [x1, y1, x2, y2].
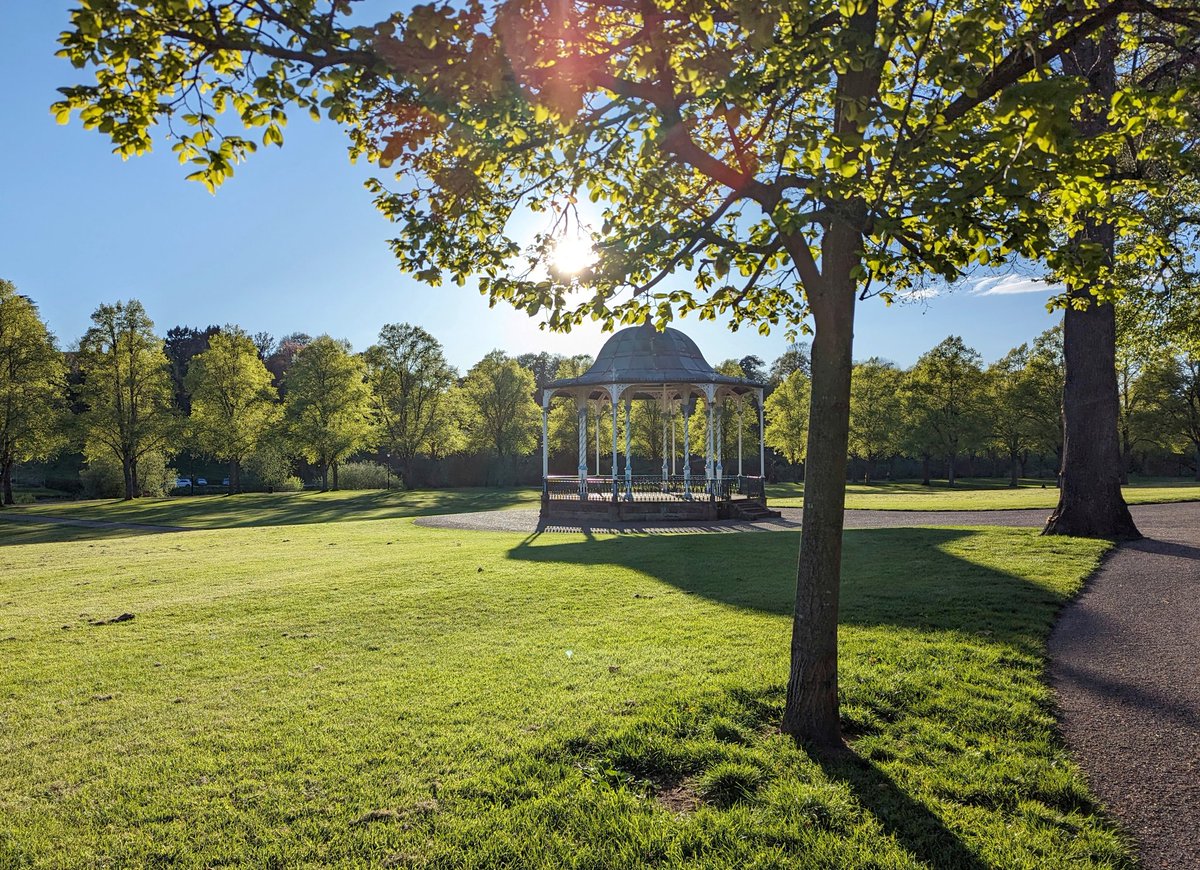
[5, 486, 540, 530]
[768, 477, 1200, 511]
[0, 495, 1131, 868]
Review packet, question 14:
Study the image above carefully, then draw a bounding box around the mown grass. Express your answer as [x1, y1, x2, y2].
[5, 486, 540, 530]
[0, 502, 1130, 868]
[768, 477, 1200, 511]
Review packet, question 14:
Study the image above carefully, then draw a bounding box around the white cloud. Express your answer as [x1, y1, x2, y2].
[972, 275, 1062, 296]
[895, 286, 940, 302]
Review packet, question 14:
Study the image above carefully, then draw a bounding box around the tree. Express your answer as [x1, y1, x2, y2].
[1140, 352, 1200, 479]
[986, 344, 1034, 487]
[847, 358, 903, 483]
[76, 300, 175, 500]
[764, 371, 810, 466]
[516, 352, 569, 400]
[265, 332, 311, 388]
[364, 323, 457, 487]
[458, 351, 539, 462]
[768, 344, 811, 389]
[164, 324, 220, 412]
[903, 337, 987, 485]
[1024, 327, 1066, 465]
[0, 281, 66, 505]
[186, 326, 281, 493]
[283, 336, 373, 491]
[58, 0, 1194, 748]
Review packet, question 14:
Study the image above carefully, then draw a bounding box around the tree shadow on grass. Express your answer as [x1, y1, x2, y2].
[8, 486, 539, 534]
[506, 526, 1071, 643]
[815, 748, 990, 870]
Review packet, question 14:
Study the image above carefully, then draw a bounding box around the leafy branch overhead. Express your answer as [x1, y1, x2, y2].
[56, 1, 1200, 335]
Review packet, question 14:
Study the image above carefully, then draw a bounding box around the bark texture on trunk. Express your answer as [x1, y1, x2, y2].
[230, 459, 241, 494]
[782, 239, 857, 751]
[122, 455, 135, 501]
[1009, 452, 1020, 487]
[1044, 297, 1140, 539]
[1, 457, 13, 506]
[1043, 26, 1140, 542]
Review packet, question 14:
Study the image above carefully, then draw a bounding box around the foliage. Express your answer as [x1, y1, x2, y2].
[456, 350, 539, 458]
[847, 358, 903, 480]
[901, 337, 988, 484]
[764, 370, 810, 465]
[0, 280, 66, 504]
[283, 336, 374, 490]
[75, 299, 176, 500]
[246, 435, 296, 492]
[335, 460, 393, 491]
[163, 324, 219, 411]
[185, 326, 281, 491]
[364, 323, 458, 483]
[80, 448, 175, 498]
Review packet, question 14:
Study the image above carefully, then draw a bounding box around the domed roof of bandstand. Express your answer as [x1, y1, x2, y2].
[546, 320, 763, 400]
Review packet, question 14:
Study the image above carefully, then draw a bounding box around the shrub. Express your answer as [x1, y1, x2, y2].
[336, 461, 394, 491]
[80, 451, 176, 498]
[247, 440, 294, 492]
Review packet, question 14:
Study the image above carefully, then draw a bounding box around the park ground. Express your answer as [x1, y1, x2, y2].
[0, 485, 1187, 867]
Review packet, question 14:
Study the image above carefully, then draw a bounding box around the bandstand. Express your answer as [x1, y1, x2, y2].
[540, 320, 776, 522]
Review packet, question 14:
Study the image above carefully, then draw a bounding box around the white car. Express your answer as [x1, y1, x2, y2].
[174, 477, 192, 489]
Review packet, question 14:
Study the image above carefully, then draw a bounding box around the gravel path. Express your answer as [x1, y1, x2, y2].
[414, 505, 1059, 534]
[1049, 506, 1200, 869]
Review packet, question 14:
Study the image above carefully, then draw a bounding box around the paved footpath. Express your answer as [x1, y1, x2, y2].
[421, 501, 1200, 865]
[1049, 504, 1200, 870]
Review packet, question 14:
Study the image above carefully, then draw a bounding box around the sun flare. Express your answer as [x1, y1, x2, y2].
[549, 234, 597, 277]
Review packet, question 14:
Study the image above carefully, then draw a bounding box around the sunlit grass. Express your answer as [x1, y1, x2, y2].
[767, 477, 1200, 511]
[6, 486, 540, 531]
[0, 504, 1130, 867]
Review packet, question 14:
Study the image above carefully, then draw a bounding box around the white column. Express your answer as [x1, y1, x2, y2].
[705, 386, 715, 495]
[671, 402, 677, 476]
[577, 396, 588, 499]
[661, 386, 669, 486]
[624, 397, 633, 500]
[737, 395, 744, 477]
[610, 386, 620, 500]
[715, 400, 724, 485]
[541, 390, 550, 484]
[682, 400, 692, 499]
[758, 389, 766, 477]
[594, 402, 601, 475]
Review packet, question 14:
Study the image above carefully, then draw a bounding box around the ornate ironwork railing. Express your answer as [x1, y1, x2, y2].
[544, 474, 766, 503]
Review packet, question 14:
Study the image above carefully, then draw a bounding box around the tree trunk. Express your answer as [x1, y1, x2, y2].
[320, 461, 330, 492]
[947, 453, 956, 486]
[781, 247, 857, 751]
[1044, 297, 1140, 538]
[1009, 451, 1020, 487]
[1194, 442, 1200, 482]
[921, 455, 931, 486]
[230, 459, 241, 495]
[1, 457, 13, 506]
[122, 455, 135, 501]
[1044, 26, 1139, 541]
[332, 462, 340, 491]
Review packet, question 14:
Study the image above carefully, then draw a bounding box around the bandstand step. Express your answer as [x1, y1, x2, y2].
[732, 503, 782, 522]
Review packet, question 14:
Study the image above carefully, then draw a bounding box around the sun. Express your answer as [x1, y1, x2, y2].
[549, 234, 597, 277]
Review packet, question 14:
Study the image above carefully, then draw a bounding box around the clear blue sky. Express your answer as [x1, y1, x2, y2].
[1, 5, 1062, 373]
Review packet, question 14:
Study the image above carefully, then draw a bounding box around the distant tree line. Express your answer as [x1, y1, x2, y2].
[2, 280, 1198, 504]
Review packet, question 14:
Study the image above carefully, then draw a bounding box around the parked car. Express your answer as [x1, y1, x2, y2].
[195, 478, 208, 486]
[174, 477, 192, 489]
[222, 477, 230, 486]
